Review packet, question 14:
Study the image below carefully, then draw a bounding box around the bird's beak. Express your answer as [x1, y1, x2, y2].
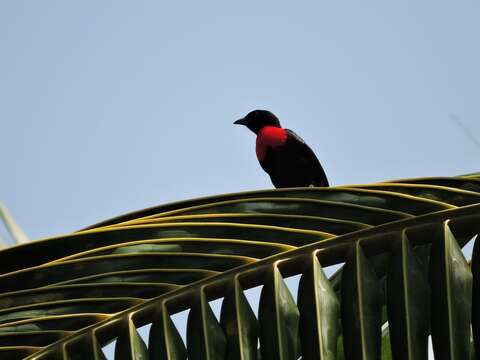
[234, 118, 248, 126]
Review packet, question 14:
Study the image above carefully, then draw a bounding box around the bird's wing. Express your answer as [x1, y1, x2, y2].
[285, 129, 329, 187]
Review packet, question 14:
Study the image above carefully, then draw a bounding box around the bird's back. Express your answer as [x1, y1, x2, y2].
[259, 129, 329, 188]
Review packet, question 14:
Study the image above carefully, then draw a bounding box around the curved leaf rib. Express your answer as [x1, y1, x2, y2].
[0, 174, 476, 359]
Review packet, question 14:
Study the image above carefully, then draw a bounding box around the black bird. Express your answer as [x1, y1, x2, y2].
[234, 110, 329, 188]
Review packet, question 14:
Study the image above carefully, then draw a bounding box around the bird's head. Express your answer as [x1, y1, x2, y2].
[234, 110, 281, 134]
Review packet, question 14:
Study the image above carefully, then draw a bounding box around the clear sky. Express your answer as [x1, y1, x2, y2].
[1, 1, 479, 240]
[1, 2, 478, 358]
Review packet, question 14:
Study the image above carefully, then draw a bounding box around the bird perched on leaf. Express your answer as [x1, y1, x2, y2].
[234, 110, 329, 188]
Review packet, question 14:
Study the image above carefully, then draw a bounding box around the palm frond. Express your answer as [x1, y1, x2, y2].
[0, 174, 478, 359]
[0, 201, 29, 246]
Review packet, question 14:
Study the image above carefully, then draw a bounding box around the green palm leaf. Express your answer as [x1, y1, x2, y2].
[0, 174, 478, 359]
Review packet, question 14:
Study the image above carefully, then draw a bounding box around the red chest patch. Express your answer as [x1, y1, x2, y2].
[256, 126, 287, 161]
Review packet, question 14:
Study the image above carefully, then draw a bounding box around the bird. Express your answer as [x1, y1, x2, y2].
[234, 110, 329, 188]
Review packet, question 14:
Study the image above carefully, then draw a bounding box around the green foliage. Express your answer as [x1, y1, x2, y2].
[0, 175, 479, 359]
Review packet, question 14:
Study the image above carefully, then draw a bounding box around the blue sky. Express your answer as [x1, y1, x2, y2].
[1, 1, 479, 241]
[1, 2, 478, 358]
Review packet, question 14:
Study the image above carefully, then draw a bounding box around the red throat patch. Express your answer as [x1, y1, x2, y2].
[256, 126, 288, 161]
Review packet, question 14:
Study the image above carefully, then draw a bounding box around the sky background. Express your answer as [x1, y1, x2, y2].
[1, 1, 480, 240]
[1, 2, 479, 358]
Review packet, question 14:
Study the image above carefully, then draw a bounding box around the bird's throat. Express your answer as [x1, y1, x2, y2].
[255, 126, 287, 161]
